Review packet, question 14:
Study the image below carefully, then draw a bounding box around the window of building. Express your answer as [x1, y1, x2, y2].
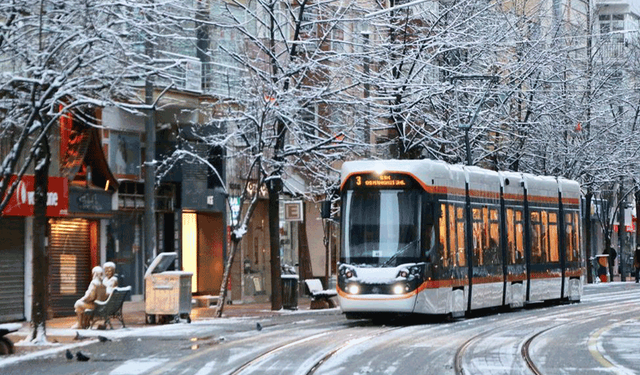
[207, 145, 224, 189]
[599, 13, 625, 42]
[110, 131, 141, 179]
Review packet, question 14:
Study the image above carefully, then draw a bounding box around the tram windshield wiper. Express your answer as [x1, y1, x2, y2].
[382, 240, 418, 267]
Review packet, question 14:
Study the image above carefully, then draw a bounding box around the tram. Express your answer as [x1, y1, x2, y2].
[337, 159, 583, 318]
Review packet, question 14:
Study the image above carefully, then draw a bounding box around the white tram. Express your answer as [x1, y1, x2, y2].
[337, 159, 583, 318]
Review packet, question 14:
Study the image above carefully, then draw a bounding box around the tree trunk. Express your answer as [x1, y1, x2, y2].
[268, 180, 282, 311]
[605, 236, 614, 283]
[29, 138, 50, 342]
[297, 214, 313, 292]
[215, 238, 239, 317]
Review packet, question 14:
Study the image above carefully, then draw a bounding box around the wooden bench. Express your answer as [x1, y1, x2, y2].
[304, 279, 337, 309]
[84, 286, 131, 329]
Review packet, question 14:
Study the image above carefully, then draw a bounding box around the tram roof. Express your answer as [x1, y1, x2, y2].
[341, 160, 580, 200]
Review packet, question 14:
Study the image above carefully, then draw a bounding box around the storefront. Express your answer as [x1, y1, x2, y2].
[0, 217, 25, 323]
[0, 175, 69, 322]
[48, 186, 115, 317]
[180, 169, 227, 296]
[181, 211, 225, 295]
[55, 115, 119, 317]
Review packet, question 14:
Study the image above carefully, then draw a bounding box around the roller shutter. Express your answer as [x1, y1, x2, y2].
[0, 218, 25, 322]
[49, 218, 91, 317]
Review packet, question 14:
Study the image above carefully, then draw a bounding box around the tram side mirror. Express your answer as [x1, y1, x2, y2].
[321, 200, 332, 219]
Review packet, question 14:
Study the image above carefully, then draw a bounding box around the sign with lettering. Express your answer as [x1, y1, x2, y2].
[69, 187, 113, 213]
[284, 201, 303, 222]
[345, 173, 418, 190]
[1, 175, 68, 217]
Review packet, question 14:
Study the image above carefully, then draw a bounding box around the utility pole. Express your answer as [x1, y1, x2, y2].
[268, 177, 283, 311]
[144, 22, 157, 268]
[620, 181, 626, 281]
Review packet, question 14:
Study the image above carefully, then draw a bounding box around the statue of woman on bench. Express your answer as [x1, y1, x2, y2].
[72, 266, 107, 329]
[103, 262, 118, 295]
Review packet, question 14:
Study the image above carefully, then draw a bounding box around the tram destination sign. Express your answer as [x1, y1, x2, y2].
[345, 172, 418, 190]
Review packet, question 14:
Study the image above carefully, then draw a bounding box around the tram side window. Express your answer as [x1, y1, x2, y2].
[507, 208, 516, 264]
[439, 204, 449, 267]
[549, 212, 559, 262]
[448, 205, 457, 266]
[573, 212, 580, 261]
[472, 207, 484, 266]
[565, 213, 580, 262]
[541, 211, 549, 262]
[515, 210, 524, 264]
[530, 211, 542, 263]
[488, 208, 500, 265]
[456, 206, 466, 267]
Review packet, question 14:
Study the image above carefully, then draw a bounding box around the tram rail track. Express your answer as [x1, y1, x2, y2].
[453, 299, 640, 375]
[159, 287, 640, 375]
[305, 327, 404, 375]
[227, 325, 404, 375]
[521, 326, 558, 375]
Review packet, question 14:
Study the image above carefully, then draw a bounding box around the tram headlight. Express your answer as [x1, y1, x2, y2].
[345, 270, 354, 279]
[392, 284, 406, 295]
[397, 266, 421, 280]
[346, 284, 360, 295]
[339, 265, 357, 279]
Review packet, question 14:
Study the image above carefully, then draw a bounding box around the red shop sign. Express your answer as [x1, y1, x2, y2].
[1, 175, 69, 217]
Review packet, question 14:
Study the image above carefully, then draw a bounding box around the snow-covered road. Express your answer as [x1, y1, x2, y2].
[2, 283, 640, 375]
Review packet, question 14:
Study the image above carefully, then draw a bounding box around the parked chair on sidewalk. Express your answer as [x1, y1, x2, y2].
[304, 279, 337, 309]
[83, 286, 131, 329]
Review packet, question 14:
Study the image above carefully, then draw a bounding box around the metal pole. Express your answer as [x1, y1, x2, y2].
[144, 36, 157, 267]
[464, 128, 472, 166]
[620, 181, 626, 281]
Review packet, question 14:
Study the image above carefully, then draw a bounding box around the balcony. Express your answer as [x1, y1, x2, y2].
[202, 61, 246, 98]
[155, 55, 202, 94]
[599, 39, 627, 60]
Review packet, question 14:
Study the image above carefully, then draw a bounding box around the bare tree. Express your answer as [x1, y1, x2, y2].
[156, 0, 363, 314]
[0, 0, 187, 342]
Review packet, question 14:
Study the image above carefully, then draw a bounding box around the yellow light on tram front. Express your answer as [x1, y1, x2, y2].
[393, 284, 405, 295]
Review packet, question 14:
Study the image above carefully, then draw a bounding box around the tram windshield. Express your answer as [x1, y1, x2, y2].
[341, 189, 422, 266]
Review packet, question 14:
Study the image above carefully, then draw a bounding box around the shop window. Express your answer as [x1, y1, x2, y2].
[110, 131, 141, 178]
[207, 145, 224, 189]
